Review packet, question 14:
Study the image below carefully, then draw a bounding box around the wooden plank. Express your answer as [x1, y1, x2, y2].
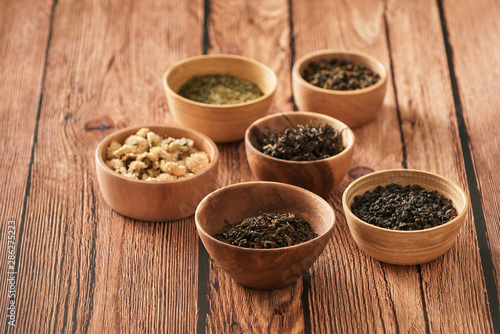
[385, 0, 493, 332]
[294, 2, 489, 332]
[11, 0, 203, 332]
[0, 0, 53, 330]
[201, 0, 305, 332]
[443, 0, 500, 327]
[383, 0, 494, 332]
[292, 0, 409, 332]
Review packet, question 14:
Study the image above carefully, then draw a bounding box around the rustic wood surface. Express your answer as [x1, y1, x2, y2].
[0, 0, 498, 333]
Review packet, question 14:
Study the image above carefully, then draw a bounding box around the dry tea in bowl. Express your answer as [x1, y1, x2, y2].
[302, 59, 381, 91]
[258, 119, 346, 161]
[178, 74, 264, 105]
[351, 183, 458, 230]
[214, 212, 318, 249]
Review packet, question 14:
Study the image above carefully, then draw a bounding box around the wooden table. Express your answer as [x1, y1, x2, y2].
[1, 0, 499, 332]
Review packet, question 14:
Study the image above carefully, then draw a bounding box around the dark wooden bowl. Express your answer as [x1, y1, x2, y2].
[245, 111, 355, 198]
[195, 181, 336, 289]
[95, 125, 219, 221]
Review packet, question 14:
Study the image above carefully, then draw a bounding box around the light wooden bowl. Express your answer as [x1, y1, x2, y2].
[245, 111, 355, 198]
[342, 169, 469, 265]
[163, 54, 277, 143]
[292, 49, 388, 127]
[95, 125, 219, 221]
[195, 181, 335, 290]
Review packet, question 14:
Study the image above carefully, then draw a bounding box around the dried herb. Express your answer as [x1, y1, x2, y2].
[214, 213, 318, 249]
[351, 183, 458, 230]
[302, 59, 380, 90]
[178, 74, 264, 105]
[258, 121, 345, 161]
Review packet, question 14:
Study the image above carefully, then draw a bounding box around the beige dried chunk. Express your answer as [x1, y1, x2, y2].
[113, 144, 137, 157]
[136, 128, 150, 138]
[160, 161, 187, 176]
[186, 152, 210, 174]
[106, 159, 126, 174]
[124, 135, 149, 154]
[157, 173, 177, 181]
[127, 160, 147, 175]
[147, 131, 163, 148]
[107, 140, 122, 159]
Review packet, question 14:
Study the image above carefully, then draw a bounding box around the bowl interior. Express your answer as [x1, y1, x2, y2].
[343, 169, 469, 229]
[196, 182, 335, 239]
[247, 111, 355, 162]
[294, 50, 387, 94]
[96, 125, 218, 181]
[165, 55, 277, 101]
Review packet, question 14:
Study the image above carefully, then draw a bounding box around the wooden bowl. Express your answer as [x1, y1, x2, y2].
[292, 49, 388, 127]
[245, 111, 355, 198]
[95, 125, 219, 221]
[163, 54, 277, 143]
[195, 181, 336, 289]
[342, 169, 469, 265]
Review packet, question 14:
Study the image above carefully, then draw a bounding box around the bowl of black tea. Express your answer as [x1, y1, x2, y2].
[214, 213, 318, 249]
[195, 181, 335, 290]
[245, 111, 355, 198]
[292, 49, 387, 127]
[342, 169, 469, 265]
[164, 54, 277, 142]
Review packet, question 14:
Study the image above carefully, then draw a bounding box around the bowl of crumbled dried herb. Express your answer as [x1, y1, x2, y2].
[342, 169, 469, 265]
[245, 111, 355, 198]
[95, 125, 219, 221]
[292, 49, 387, 127]
[195, 181, 336, 290]
[163, 54, 277, 143]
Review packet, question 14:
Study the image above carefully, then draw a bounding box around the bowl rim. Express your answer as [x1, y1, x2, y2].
[245, 111, 355, 165]
[195, 181, 336, 252]
[163, 53, 278, 109]
[292, 49, 388, 96]
[342, 168, 470, 234]
[95, 124, 219, 184]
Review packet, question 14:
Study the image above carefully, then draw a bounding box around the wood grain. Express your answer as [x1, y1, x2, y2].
[202, 0, 299, 332]
[292, 0, 410, 332]
[385, 0, 492, 331]
[8, 0, 203, 332]
[0, 0, 498, 332]
[0, 0, 53, 330]
[443, 0, 500, 315]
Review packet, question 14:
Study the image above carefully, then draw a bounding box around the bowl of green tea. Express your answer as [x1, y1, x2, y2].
[342, 169, 469, 265]
[245, 111, 355, 198]
[178, 74, 264, 105]
[292, 49, 388, 127]
[195, 181, 335, 289]
[164, 54, 277, 142]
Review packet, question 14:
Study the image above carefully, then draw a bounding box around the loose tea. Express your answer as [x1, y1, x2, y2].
[258, 121, 345, 161]
[178, 74, 264, 105]
[351, 183, 458, 230]
[214, 213, 318, 249]
[302, 59, 380, 90]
